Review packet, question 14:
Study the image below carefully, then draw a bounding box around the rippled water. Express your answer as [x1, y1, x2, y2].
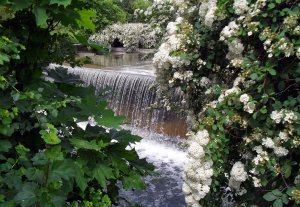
[118, 127, 188, 207]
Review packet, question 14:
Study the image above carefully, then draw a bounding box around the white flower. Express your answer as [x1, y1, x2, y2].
[239, 94, 250, 104]
[184, 130, 212, 205]
[273, 146, 288, 157]
[199, 77, 211, 87]
[283, 110, 297, 123]
[279, 131, 288, 142]
[192, 130, 210, 146]
[270, 110, 283, 124]
[188, 142, 205, 159]
[262, 137, 275, 149]
[233, 0, 249, 15]
[225, 87, 241, 97]
[243, 102, 256, 114]
[230, 161, 248, 182]
[252, 176, 262, 187]
[254, 145, 263, 154]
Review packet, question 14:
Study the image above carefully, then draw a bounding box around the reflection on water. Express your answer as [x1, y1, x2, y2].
[83, 52, 152, 68]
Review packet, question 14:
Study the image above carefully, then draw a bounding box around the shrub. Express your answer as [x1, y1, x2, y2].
[89, 23, 159, 52]
[0, 1, 153, 206]
[145, 0, 300, 206]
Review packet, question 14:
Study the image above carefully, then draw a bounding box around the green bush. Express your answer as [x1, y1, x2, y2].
[0, 1, 153, 206]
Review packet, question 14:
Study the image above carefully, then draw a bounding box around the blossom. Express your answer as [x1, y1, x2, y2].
[270, 109, 297, 124]
[239, 94, 250, 104]
[183, 130, 213, 206]
[252, 176, 262, 187]
[229, 162, 247, 190]
[279, 131, 288, 142]
[273, 146, 288, 157]
[230, 162, 248, 182]
[233, 0, 249, 15]
[199, 77, 211, 87]
[243, 102, 256, 114]
[199, 0, 218, 27]
[270, 110, 283, 123]
[187, 142, 205, 159]
[191, 129, 210, 146]
[262, 137, 275, 149]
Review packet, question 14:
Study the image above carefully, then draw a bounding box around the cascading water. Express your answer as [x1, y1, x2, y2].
[61, 54, 188, 207]
[67, 65, 187, 138]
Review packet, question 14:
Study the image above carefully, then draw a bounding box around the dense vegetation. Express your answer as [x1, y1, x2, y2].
[139, 0, 300, 206]
[0, 1, 153, 206]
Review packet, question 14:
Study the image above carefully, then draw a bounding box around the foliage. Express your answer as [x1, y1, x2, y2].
[148, 0, 300, 206]
[89, 0, 127, 32]
[114, 0, 152, 21]
[0, 0, 154, 206]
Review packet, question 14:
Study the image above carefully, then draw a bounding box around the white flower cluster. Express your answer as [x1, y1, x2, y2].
[239, 94, 255, 114]
[233, 0, 249, 15]
[173, 70, 194, 82]
[219, 21, 244, 67]
[229, 161, 248, 190]
[218, 86, 241, 103]
[89, 23, 158, 52]
[199, 0, 218, 27]
[183, 130, 213, 206]
[270, 109, 298, 124]
[199, 77, 211, 87]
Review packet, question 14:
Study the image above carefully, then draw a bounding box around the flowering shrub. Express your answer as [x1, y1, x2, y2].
[144, 0, 300, 206]
[89, 23, 158, 52]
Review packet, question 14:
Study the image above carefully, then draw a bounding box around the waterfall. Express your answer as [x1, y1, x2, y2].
[57, 62, 188, 207]
[67, 66, 187, 139]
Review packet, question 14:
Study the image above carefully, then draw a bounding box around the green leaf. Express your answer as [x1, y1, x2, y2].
[269, 68, 277, 76]
[122, 173, 145, 190]
[263, 192, 277, 201]
[49, 160, 75, 181]
[250, 73, 258, 80]
[273, 199, 283, 207]
[268, 3, 275, 9]
[33, 6, 48, 26]
[11, 92, 20, 101]
[76, 9, 96, 32]
[272, 189, 282, 196]
[12, 0, 34, 11]
[282, 164, 292, 178]
[0, 140, 12, 152]
[92, 164, 114, 188]
[70, 138, 107, 151]
[260, 107, 268, 114]
[14, 183, 38, 206]
[25, 167, 44, 183]
[45, 146, 64, 161]
[74, 162, 88, 192]
[49, 0, 72, 7]
[39, 124, 61, 145]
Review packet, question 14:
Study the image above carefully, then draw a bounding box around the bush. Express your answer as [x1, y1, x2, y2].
[0, 1, 153, 206]
[146, 0, 300, 206]
[89, 23, 159, 52]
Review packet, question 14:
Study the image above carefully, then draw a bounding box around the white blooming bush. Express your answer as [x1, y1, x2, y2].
[89, 23, 158, 52]
[143, 0, 300, 206]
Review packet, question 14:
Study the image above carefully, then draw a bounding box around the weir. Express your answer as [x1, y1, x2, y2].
[65, 55, 188, 207]
[67, 64, 187, 139]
